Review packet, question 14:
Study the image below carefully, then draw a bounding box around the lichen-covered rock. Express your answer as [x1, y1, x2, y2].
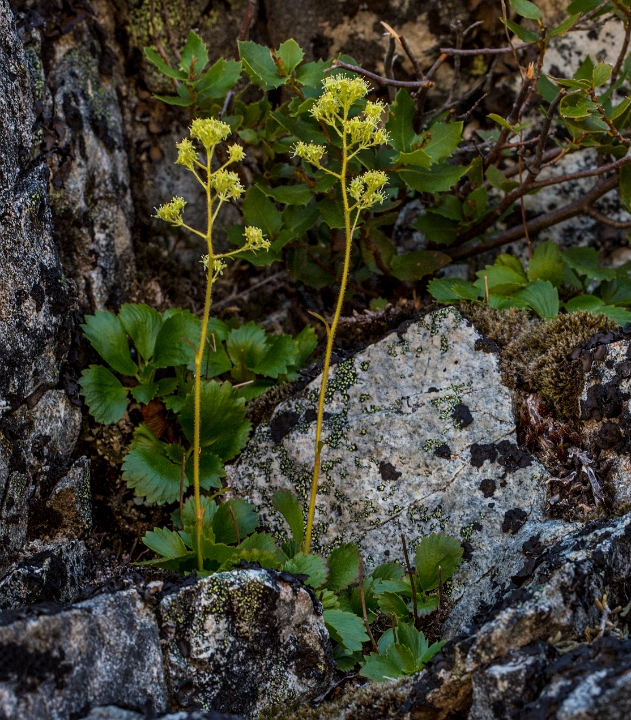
[46, 457, 92, 540]
[227, 308, 574, 626]
[0, 0, 72, 404]
[158, 569, 333, 718]
[580, 338, 631, 514]
[0, 589, 167, 720]
[519, 636, 631, 719]
[0, 539, 92, 610]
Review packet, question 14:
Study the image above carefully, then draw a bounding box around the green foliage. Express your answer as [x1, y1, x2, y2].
[80, 305, 316, 508]
[429, 242, 631, 323]
[360, 621, 445, 682]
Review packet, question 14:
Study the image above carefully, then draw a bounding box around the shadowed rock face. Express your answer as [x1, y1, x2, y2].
[0, 589, 168, 719]
[0, 0, 85, 573]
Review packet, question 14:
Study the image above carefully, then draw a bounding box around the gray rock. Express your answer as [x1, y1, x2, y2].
[520, 637, 631, 720]
[0, 589, 167, 720]
[80, 709, 143, 720]
[0, 539, 92, 610]
[47, 457, 92, 540]
[580, 338, 631, 513]
[227, 308, 575, 628]
[158, 569, 333, 718]
[16, 2, 136, 312]
[279, 512, 631, 719]
[0, 390, 82, 566]
[81, 707, 242, 720]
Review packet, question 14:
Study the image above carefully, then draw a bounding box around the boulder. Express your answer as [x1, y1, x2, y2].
[0, 589, 167, 719]
[227, 308, 575, 629]
[158, 568, 333, 718]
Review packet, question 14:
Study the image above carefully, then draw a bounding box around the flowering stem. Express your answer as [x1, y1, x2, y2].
[193, 150, 215, 572]
[304, 126, 353, 553]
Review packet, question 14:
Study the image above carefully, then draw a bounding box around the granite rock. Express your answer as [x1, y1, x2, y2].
[158, 568, 333, 718]
[0, 589, 167, 720]
[227, 308, 575, 628]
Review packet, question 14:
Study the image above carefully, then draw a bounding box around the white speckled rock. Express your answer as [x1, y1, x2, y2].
[158, 569, 333, 719]
[227, 308, 576, 627]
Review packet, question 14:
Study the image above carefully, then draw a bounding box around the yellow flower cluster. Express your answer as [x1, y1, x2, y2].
[295, 76, 388, 172]
[311, 75, 370, 122]
[293, 141, 326, 167]
[348, 170, 388, 209]
[211, 170, 244, 200]
[228, 144, 246, 163]
[243, 225, 271, 253]
[176, 138, 197, 170]
[155, 196, 187, 225]
[190, 117, 231, 149]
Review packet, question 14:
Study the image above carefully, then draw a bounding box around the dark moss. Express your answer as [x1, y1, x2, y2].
[462, 305, 617, 422]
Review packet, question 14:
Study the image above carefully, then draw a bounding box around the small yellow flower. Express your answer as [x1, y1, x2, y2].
[243, 225, 271, 253]
[176, 138, 197, 170]
[348, 170, 388, 209]
[155, 196, 186, 225]
[211, 170, 244, 199]
[227, 144, 246, 164]
[293, 141, 326, 167]
[213, 258, 227, 276]
[190, 117, 231, 149]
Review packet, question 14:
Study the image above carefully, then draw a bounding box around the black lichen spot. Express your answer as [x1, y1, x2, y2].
[479, 479, 496, 498]
[502, 508, 528, 534]
[470, 443, 498, 467]
[269, 410, 300, 444]
[379, 461, 402, 482]
[496, 440, 532, 472]
[581, 379, 629, 421]
[427, 386, 438, 393]
[452, 403, 473, 428]
[511, 557, 538, 586]
[434, 443, 451, 459]
[616, 361, 631, 379]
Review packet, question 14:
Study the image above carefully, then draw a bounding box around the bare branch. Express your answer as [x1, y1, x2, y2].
[448, 175, 619, 260]
[237, 0, 258, 48]
[438, 42, 534, 56]
[383, 34, 397, 102]
[527, 89, 565, 175]
[586, 206, 631, 229]
[380, 21, 426, 80]
[326, 59, 434, 88]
